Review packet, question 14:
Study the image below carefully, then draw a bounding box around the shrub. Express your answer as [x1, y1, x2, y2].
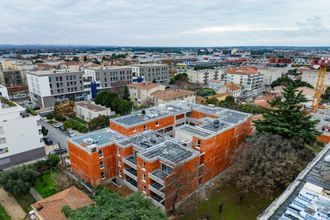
[55, 114, 66, 122]
[46, 112, 55, 120]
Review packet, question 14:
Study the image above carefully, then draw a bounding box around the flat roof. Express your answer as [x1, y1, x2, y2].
[76, 102, 106, 112]
[140, 140, 199, 165]
[117, 131, 171, 151]
[70, 128, 124, 150]
[179, 125, 213, 138]
[28, 70, 83, 76]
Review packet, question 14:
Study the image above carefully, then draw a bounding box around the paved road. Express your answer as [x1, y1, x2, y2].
[39, 119, 69, 150]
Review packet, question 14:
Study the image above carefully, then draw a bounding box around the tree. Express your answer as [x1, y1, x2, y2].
[111, 97, 132, 115]
[166, 161, 199, 215]
[94, 91, 118, 108]
[0, 166, 39, 196]
[54, 101, 75, 118]
[254, 84, 319, 143]
[227, 134, 314, 197]
[62, 189, 166, 220]
[271, 76, 313, 89]
[72, 56, 79, 62]
[83, 56, 88, 62]
[88, 115, 109, 131]
[41, 126, 48, 136]
[152, 78, 157, 83]
[123, 86, 130, 101]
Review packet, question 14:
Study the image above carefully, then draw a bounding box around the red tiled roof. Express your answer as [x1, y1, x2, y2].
[226, 66, 258, 75]
[225, 83, 241, 91]
[128, 82, 159, 90]
[32, 186, 94, 220]
[151, 89, 195, 101]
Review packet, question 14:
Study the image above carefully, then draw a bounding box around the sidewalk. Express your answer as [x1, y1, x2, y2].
[0, 188, 26, 220]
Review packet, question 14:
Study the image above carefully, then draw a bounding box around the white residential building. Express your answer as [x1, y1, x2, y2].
[131, 64, 169, 83]
[257, 67, 288, 86]
[128, 82, 166, 106]
[186, 69, 224, 85]
[223, 67, 264, 97]
[0, 99, 45, 169]
[302, 69, 330, 87]
[74, 101, 111, 122]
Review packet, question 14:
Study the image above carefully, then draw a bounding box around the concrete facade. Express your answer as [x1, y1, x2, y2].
[131, 64, 169, 83]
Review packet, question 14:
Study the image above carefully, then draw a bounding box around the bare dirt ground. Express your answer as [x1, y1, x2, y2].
[0, 188, 26, 220]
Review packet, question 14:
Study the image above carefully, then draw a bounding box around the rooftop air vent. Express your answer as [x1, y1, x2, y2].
[141, 109, 146, 115]
[325, 155, 330, 163]
[214, 119, 220, 128]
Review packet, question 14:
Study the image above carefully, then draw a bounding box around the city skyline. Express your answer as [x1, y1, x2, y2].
[1, 0, 330, 47]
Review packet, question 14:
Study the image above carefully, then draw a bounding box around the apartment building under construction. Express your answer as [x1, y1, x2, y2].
[68, 101, 253, 210]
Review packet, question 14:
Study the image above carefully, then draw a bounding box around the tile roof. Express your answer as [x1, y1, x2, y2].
[151, 89, 195, 101]
[32, 186, 94, 220]
[226, 66, 258, 75]
[127, 82, 159, 90]
[225, 83, 241, 91]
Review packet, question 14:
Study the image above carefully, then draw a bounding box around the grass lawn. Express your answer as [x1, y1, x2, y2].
[0, 204, 10, 220]
[181, 185, 276, 220]
[15, 193, 36, 213]
[34, 170, 59, 198]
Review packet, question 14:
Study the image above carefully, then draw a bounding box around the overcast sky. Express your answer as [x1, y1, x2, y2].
[0, 0, 329, 46]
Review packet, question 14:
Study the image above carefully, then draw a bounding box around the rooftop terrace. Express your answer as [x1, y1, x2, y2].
[71, 128, 124, 150]
[117, 131, 171, 151]
[140, 140, 199, 165]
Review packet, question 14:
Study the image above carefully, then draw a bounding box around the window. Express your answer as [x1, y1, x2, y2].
[197, 139, 201, 148]
[142, 162, 146, 169]
[0, 147, 8, 154]
[0, 127, 3, 134]
[100, 172, 105, 180]
[143, 174, 146, 181]
[143, 184, 146, 192]
[143, 125, 146, 131]
[0, 138, 6, 144]
[98, 150, 103, 158]
[156, 121, 159, 127]
[161, 163, 173, 174]
[133, 128, 137, 133]
[99, 161, 104, 169]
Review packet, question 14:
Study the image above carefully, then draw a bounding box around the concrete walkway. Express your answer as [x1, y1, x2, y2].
[0, 188, 26, 220]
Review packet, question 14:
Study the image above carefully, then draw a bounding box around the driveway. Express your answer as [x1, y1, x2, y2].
[39, 119, 69, 151]
[0, 188, 26, 220]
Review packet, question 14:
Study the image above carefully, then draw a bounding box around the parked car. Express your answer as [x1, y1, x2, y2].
[66, 131, 76, 137]
[43, 137, 53, 145]
[49, 148, 67, 155]
[59, 125, 67, 132]
[54, 123, 62, 128]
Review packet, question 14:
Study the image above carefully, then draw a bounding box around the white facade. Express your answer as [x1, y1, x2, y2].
[302, 70, 330, 87]
[224, 72, 264, 97]
[0, 85, 9, 99]
[0, 103, 45, 168]
[186, 69, 224, 84]
[74, 102, 111, 122]
[131, 64, 169, 83]
[128, 83, 166, 106]
[257, 67, 287, 86]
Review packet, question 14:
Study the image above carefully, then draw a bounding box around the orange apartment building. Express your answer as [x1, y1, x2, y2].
[68, 101, 253, 210]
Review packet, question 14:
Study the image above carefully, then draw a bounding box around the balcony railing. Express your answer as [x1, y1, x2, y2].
[149, 182, 165, 198]
[149, 170, 168, 185]
[123, 156, 137, 169]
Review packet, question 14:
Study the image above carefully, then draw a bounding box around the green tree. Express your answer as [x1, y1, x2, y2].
[111, 98, 132, 115]
[62, 189, 166, 220]
[88, 115, 109, 131]
[0, 166, 39, 196]
[271, 76, 313, 88]
[123, 86, 130, 101]
[95, 91, 119, 109]
[254, 85, 319, 143]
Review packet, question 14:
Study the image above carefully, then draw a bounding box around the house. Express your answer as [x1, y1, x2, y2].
[74, 101, 111, 122]
[127, 82, 165, 106]
[68, 101, 253, 211]
[212, 92, 231, 101]
[31, 186, 94, 220]
[150, 89, 196, 105]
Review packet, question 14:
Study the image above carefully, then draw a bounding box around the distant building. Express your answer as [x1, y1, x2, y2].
[131, 64, 169, 83]
[302, 69, 330, 87]
[74, 101, 111, 122]
[257, 67, 287, 86]
[150, 89, 196, 105]
[31, 186, 94, 220]
[186, 69, 223, 85]
[223, 67, 264, 97]
[27, 70, 86, 108]
[128, 82, 165, 106]
[0, 99, 45, 169]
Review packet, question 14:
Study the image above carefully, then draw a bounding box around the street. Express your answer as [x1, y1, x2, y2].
[38, 119, 69, 151]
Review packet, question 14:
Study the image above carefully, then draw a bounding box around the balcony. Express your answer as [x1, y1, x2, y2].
[123, 156, 137, 169]
[123, 166, 138, 181]
[124, 175, 138, 191]
[149, 170, 168, 185]
[150, 191, 165, 208]
[149, 181, 165, 198]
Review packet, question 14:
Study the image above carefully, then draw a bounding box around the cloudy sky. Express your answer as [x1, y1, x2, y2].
[1, 0, 330, 46]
